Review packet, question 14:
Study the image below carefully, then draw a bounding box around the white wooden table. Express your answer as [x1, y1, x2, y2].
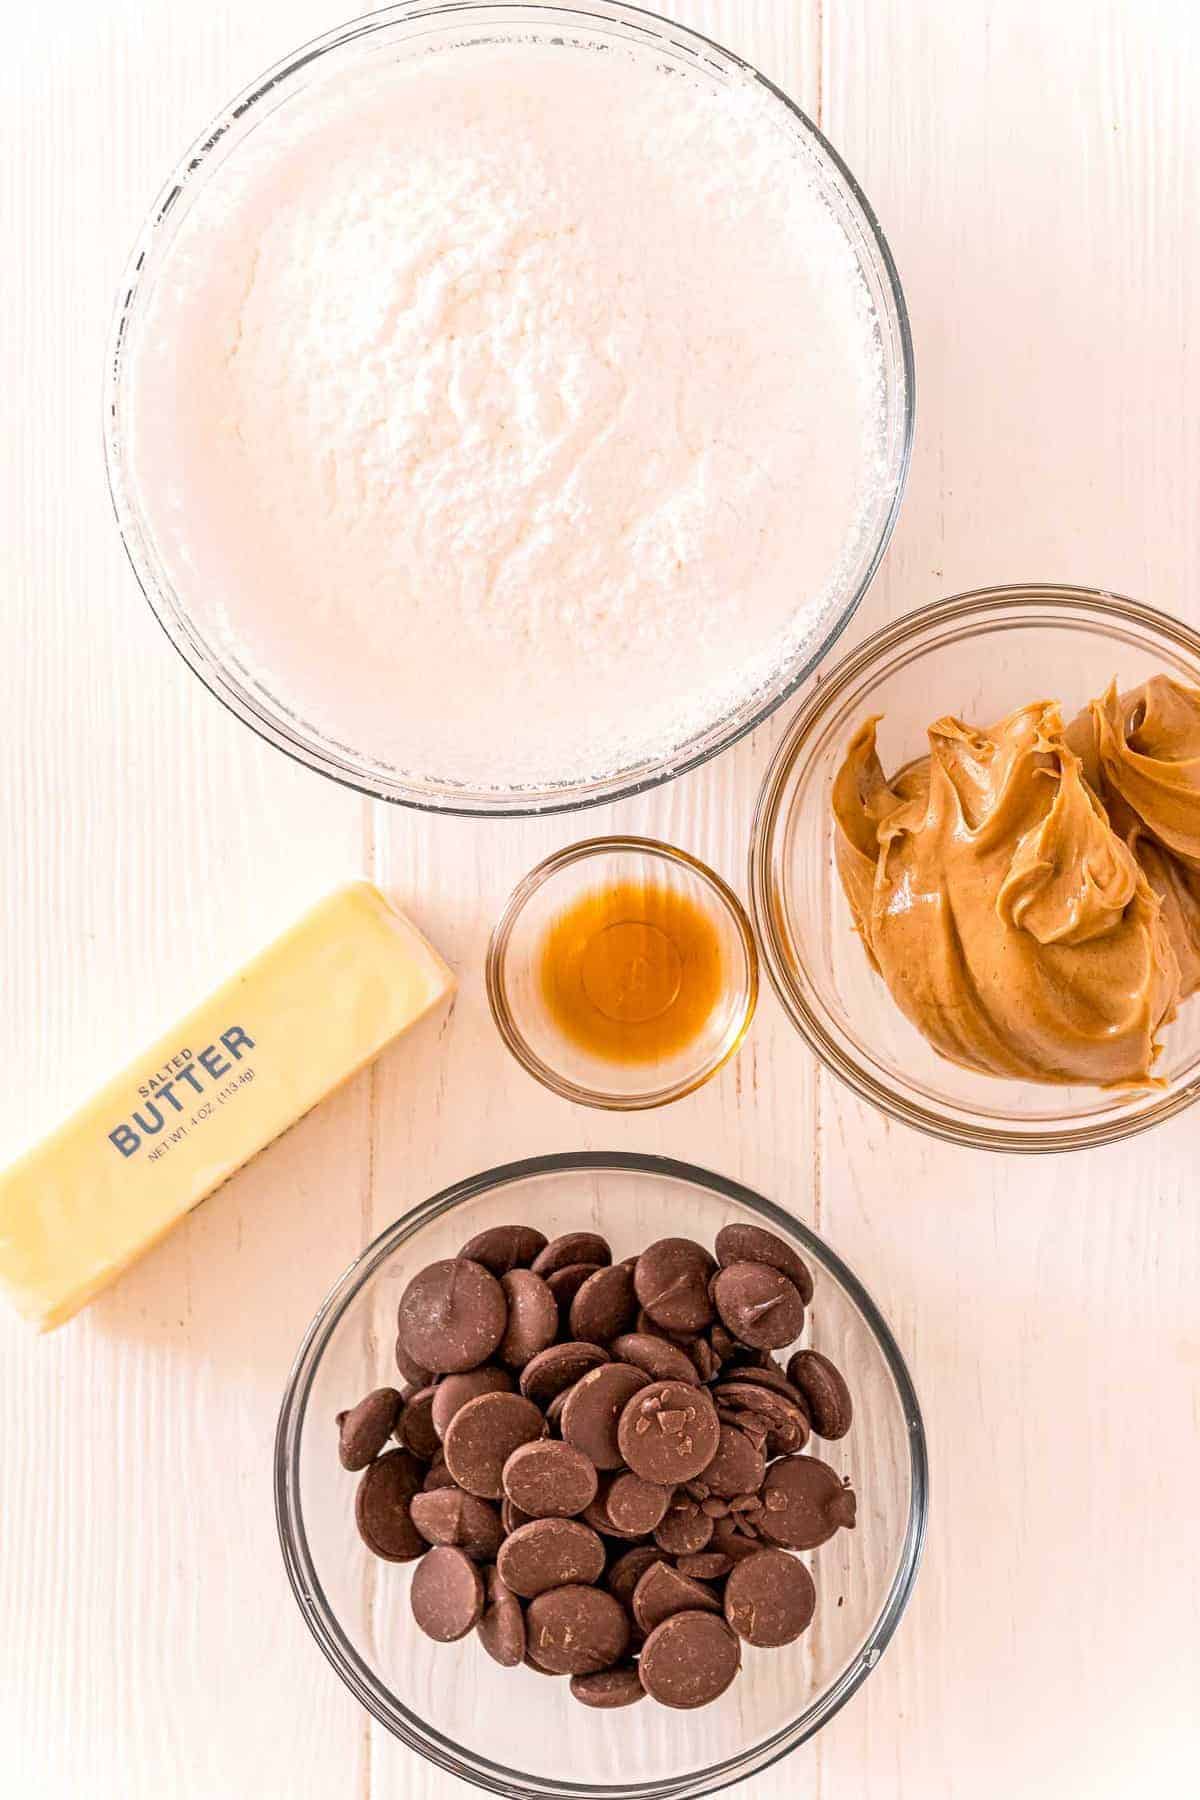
[4, 2, 1198, 1795]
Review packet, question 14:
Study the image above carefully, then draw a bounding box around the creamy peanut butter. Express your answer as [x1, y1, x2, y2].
[1067, 677, 1200, 998]
[833, 675, 1200, 1086]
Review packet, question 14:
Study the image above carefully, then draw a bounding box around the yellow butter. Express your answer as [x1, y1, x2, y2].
[0, 882, 453, 1331]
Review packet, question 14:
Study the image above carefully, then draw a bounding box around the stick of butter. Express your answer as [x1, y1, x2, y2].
[0, 882, 453, 1332]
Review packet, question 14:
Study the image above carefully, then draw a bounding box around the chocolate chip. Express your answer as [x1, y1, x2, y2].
[639, 1611, 741, 1709]
[715, 1409, 769, 1452]
[502, 1439, 598, 1519]
[396, 1258, 508, 1374]
[545, 1263, 605, 1326]
[519, 1341, 609, 1407]
[544, 1388, 571, 1433]
[688, 1338, 720, 1383]
[636, 1308, 701, 1345]
[561, 1363, 650, 1470]
[421, 1451, 458, 1492]
[654, 1500, 714, 1556]
[410, 1545, 484, 1642]
[786, 1349, 854, 1439]
[336, 1388, 401, 1470]
[723, 1547, 816, 1646]
[497, 1270, 559, 1368]
[354, 1449, 426, 1561]
[458, 1224, 548, 1275]
[396, 1384, 440, 1461]
[531, 1233, 613, 1277]
[502, 1495, 536, 1535]
[477, 1565, 525, 1667]
[712, 1379, 810, 1455]
[676, 1552, 732, 1581]
[701, 1423, 766, 1499]
[443, 1392, 547, 1499]
[409, 1487, 504, 1560]
[605, 1545, 667, 1609]
[710, 1517, 766, 1563]
[393, 1336, 432, 1388]
[609, 1332, 700, 1386]
[569, 1664, 646, 1708]
[617, 1380, 719, 1484]
[604, 1471, 673, 1537]
[576, 1477, 634, 1541]
[758, 1456, 857, 1550]
[430, 1366, 514, 1441]
[761, 1409, 812, 1456]
[726, 1361, 809, 1405]
[496, 1518, 606, 1598]
[634, 1238, 716, 1334]
[700, 1497, 730, 1518]
[715, 1223, 814, 1305]
[523, 1645, 562, 1676]
[711, 1262, 805, 1351]
[525, 1584, 630, 1675]
[632, 1560, 721, 1634]
[569, 1263, 639, 1345]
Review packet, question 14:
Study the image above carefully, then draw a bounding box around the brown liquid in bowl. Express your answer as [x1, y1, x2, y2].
[538, 881, 724, 1064]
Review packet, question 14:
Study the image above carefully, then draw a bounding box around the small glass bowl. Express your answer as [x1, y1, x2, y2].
[487, 838, 758, 1109]
[749, 584, 1200, 1153]
[274, 1152, 927, 1799]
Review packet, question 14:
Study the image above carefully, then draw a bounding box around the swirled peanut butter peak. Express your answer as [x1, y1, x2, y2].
[833, 674, 1200, 1086]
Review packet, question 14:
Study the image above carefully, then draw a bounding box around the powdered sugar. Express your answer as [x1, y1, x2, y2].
[127, 41, 888, 790]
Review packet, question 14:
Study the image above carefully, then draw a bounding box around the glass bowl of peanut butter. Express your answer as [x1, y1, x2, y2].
[749, 584, 1200, 1151]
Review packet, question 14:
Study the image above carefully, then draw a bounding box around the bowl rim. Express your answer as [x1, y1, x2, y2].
[274, 1149, 928, 1799]
[102, 0, 915, 819]
[749, 581, 1200, 1154]
[485, 835, 760, 1109]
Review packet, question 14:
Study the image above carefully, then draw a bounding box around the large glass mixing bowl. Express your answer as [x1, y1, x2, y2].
[105, 2, 913, 816]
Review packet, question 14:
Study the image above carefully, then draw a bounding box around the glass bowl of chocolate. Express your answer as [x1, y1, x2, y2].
[275, 1152, 926, 1798]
